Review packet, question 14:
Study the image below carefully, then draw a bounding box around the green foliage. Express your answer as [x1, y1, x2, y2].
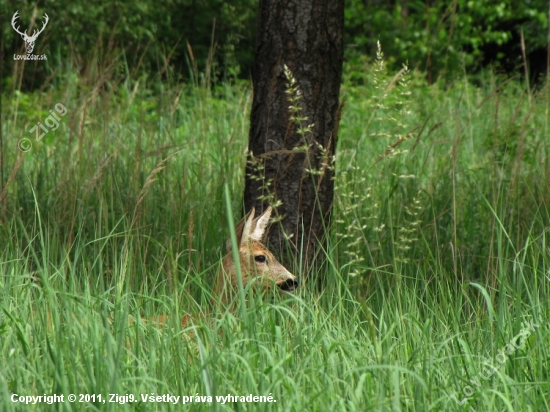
[1, 50, 550, 410]
[3, 0, 549, 90]
[1, 0, 258, 88]
[345, 0, 549, 79]
[337, 48, 550, 286]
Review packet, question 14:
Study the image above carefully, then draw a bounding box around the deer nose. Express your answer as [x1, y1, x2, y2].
[277, 277, 300, 292]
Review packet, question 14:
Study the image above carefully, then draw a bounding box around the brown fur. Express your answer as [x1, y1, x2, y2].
[214, 207, 299, 304]
[37, 208, 298, 330]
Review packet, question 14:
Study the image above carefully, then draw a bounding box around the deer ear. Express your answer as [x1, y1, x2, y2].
[249, 206, 272, 242]
[239, 207, 256, 247]
[226, 208, 255, 252]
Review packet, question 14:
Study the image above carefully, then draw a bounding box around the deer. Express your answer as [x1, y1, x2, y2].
[11, 10, 49, 55]
[214, 206, 299, 303]
[105, 206, 300, 328]
[33, 207, 298, 331]
[150, 206, 299, 327]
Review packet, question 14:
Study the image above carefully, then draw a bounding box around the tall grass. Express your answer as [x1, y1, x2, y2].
[1, 50, 549, 411]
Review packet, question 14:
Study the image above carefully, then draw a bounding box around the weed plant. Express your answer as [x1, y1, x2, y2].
[1, 47, 549, 411]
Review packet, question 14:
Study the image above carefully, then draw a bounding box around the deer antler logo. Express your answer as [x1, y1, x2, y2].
[11, 10, 49, 55]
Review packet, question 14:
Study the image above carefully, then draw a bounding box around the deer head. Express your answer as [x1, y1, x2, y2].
[12, 11, 49, 55]
[215, 207, 299, 303]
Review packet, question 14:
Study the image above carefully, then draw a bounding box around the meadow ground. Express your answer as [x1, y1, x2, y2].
[1, 57, 549, 411]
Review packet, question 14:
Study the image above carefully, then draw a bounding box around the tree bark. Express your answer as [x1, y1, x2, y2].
[244, 0, 344, 272]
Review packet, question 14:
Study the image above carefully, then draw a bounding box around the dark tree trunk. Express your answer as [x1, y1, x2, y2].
[244, 0, 344, 272]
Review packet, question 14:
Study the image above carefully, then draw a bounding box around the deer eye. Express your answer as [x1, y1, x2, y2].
[254, 255, 267, 263]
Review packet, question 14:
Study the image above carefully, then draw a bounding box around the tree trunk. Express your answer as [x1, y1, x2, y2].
[244, 0, 344, 272]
